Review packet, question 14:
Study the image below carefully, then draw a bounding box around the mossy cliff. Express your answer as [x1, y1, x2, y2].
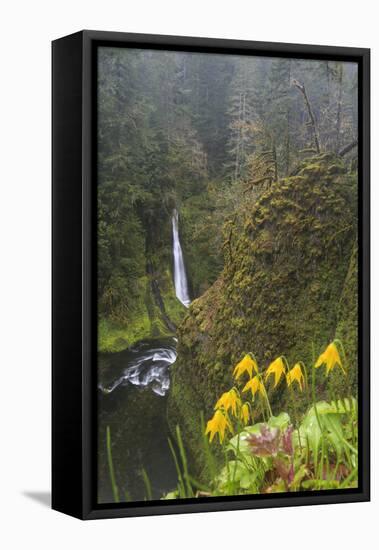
[168, 154, 358, 473]
[98, 270, 185, 353]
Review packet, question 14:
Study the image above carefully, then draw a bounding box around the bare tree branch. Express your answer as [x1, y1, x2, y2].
[338, 139, 358, 157]
[292, 79, 321, 154]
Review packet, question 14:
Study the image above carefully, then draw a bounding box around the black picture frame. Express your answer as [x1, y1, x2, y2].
[52, 30, 370, 520]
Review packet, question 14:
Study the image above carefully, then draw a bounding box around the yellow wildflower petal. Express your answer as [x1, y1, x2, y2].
[205, 410, 232, 444]
[233, 354, 258, 380]
[286, 363, 305, 391]
[205, 417, 216, 442]
[265, 357, 286, 388]
[215, 391, 230, 411]
[315, 351, 326, 369]
[214, 388, 241, 416]
[242, 375, 266, 398]
[229, 389, 241, 416]
[315, 342, 345, 375]
[240, 403, 250, 425]
[242, 377, 258, 396]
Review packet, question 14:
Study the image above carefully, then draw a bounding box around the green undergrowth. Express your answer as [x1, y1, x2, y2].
[98, 317, 152, 354]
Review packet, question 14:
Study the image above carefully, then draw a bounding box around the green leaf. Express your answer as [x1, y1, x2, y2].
[290, 464, 309, 489]
[297, 400, 356, 461]
[268, 412, 291, 430]
[217, 460, 261, 493]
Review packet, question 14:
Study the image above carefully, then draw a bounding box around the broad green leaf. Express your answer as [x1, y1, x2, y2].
[268, 412, 291, 430]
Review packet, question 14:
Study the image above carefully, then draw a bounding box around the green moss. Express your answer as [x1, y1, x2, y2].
[158, 269, 187, 325]
[98, 269, 186, 353]
[98, 317, 151, 353]
[327, 164, 346, 175]
[180, 190, 224, 297]
[332, 242, 358, 395]
[168, 154, 358, 474]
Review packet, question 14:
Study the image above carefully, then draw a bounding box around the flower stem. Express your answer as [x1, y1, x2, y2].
[106, 426, 119, 503]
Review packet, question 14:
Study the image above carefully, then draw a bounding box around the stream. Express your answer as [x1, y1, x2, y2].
[97, 210, 190, 504]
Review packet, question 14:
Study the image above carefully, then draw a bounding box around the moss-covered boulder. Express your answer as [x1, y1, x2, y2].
[168, 154, 357, 473]
[333, 242, 358, 395]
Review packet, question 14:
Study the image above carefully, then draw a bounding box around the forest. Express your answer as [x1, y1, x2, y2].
[96, 47, 358, 503]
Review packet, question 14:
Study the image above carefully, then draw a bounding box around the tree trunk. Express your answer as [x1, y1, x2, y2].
[293, 79, 321, 154]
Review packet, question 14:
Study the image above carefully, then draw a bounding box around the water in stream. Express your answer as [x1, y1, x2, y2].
[98, 210, 191, 503]
[97, 338, 179, 503]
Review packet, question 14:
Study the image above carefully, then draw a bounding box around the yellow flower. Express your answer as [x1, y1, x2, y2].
[286, 363, 305, 391]
[315, 342, 345, 375]
[233, 354, 258, 380]
[215, 388, 241, 416]
[242, 375, 266, 398]
[265, 357, 286, 388]
[205, 409, 233, 443]
[240, 403, 250, 425]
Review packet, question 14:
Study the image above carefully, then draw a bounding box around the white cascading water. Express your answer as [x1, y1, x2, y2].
[98, 344, 177, 397]
[98, 212, 190, 398]
[172, 209, 191, 307]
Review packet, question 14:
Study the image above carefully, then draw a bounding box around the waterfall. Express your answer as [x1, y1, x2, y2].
[98, 341, 177, 397]
[172, 209, 191, 307]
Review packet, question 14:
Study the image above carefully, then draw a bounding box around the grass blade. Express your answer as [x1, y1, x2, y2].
[141, 468, 153, 501]
[106, 426, 120, 503]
